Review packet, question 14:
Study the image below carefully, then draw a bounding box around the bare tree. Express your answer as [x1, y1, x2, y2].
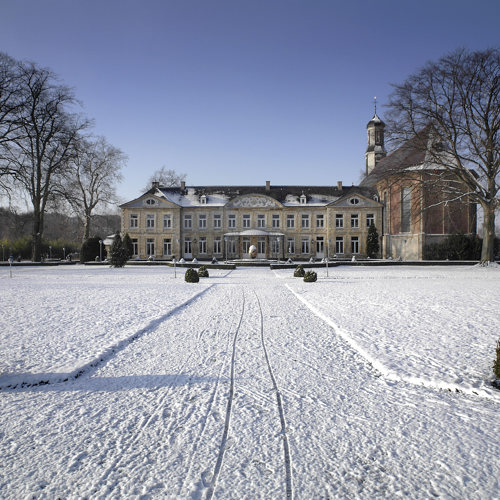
[62, 136, 126, 241]
[0, 53, 25, 198]
[3, 59, 90, 261]
[386, 47, 500, 262]
[143, 166, 186, 192]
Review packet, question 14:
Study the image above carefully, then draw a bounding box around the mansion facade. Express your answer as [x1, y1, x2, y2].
[120, 181, 381, 261]
[120, 111, 476, 261]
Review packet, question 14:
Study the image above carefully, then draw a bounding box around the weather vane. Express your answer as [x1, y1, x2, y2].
[374, 96, 377, 114]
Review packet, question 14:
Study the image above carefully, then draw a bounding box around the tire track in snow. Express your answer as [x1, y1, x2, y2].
[254, 291, 294, 499]
[205, 290, 246, 500]
[178, 287, 245, 498]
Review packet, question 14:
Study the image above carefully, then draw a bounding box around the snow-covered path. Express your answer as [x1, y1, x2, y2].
[0, 266, 499, 499]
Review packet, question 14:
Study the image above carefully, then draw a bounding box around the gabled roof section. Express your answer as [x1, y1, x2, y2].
[226, 193, 283, 209]
[328, 192, 382, 208]
[119, 191, 180, 209]
[361, 125, 435, 187]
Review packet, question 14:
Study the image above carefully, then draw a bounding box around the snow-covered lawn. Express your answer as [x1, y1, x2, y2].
[0, 264, 499, 499]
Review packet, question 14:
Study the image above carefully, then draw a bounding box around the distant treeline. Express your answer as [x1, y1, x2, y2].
[0, 208, 120, 260]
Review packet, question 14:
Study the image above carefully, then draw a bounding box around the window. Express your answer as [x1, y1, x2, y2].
[301, 238, 310, 254]
[300, 194, 307, 204]
[316, 236, 324, 254]
[301, 214, 310, 229]
[366, 213, 375, 227]
[316, 214, 324, 228]
[184, 215, 192, 229]
[257, 214, 265, 228]
[243, 214, 251, 228]
[199, 214, 207, 229]
[184, 238, 192, 255]
[242, 237, 250, 254]
[351, 236, 359, 254]
[228, 214, 236, 228]
[213, 214, 222, 228]
[214, 238, 222, 254]
[287, 214, 295, 228]
[271, 238, 280, 254]
[335, 214, 344, 228]
[132, 238, 138, 256]
[146, 239, 155, 256]
[145, 198, 156, 206]
[163, 214, 171, 229]
[163, 238, 171, 256]
[258, 239, 266, 254]
[227, 239, 236, 254]
[199, 237, 207, 254]
[287, 238, 295, 254]
[401, 187, 411, 233]
[146, 214, 155, 229]
[272, 214, 280, 228]
[335, 236, 344, 254]
[351, 214, 359, 228]
[200, 194, 207, 204]
[129, 214, 138, 228]
[349, 197, 360, 205]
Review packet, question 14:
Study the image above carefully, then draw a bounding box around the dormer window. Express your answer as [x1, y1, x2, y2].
[200, 194, 207, 205]
[300, 194, 307, 205]
[145, 198, 156, 206]
[349, 197, 360, 205]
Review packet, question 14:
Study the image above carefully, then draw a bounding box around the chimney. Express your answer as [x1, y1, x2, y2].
[337, 181, 343, 192]
[180, 181, 186, 191]
[152, 181, 160, 189]
[265, 180, 271, 191]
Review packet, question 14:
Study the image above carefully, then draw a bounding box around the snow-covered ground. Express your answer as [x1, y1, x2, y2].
[0, 264, 499, 499]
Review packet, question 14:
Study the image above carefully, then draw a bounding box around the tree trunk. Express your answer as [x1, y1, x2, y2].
[481, 204, 496, 263]
[31, 215, 42, 262]
[82, 214, 91, 242]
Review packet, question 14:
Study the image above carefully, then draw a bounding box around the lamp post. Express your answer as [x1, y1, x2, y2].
[176, 239, 181, 261]
[173, 257, 177, 278]
[99, 240, 103, 262]
[326, 239, 331, 277]
[276, 237, 280, 265]
[224, 236, 228, 263]
[1, 244, 4, 261]
[63, 247, 66, 260]
[9, 255, 13, 278]
[49, 245, 52, 259]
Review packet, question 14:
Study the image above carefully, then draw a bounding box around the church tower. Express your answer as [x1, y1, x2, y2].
[365, 98, 386, 176]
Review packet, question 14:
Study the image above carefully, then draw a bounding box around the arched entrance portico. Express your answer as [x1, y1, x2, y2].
[224, 229, 285, 260]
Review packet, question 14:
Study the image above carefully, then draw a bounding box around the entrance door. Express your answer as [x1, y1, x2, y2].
[184, 238, 192, 259]
[316, 237, 325, 259]
[257, 238, 266, 258]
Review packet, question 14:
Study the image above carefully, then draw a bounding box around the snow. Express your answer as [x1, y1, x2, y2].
[0, 264, 499, 499]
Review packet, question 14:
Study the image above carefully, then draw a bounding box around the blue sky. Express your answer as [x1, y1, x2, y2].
[2, 0, 499, 203]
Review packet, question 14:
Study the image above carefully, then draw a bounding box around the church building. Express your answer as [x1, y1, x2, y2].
[120, 110, 476, 261]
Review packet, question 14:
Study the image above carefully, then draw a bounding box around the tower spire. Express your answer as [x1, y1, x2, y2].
[365, 99, 386, 176]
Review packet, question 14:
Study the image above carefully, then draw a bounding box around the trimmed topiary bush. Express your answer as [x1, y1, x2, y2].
[493, 339, 500, 382]
[110, 233, 128, 267]
[198, 265, 209, 277]
[303, 270, 317, 282]
[294, 265, 305, 277]
[185, 268, 199, 283]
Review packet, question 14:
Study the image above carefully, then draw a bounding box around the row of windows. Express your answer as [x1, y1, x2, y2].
[132, 235, 360, 257]
[130, 213, 376, 230]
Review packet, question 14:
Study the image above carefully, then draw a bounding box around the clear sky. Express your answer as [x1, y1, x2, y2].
[1, 0, 499, 204]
